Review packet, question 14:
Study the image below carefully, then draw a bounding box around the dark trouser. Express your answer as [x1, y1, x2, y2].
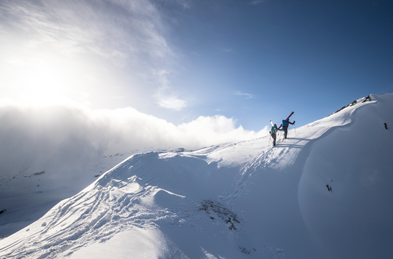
[283, 126, 288, 139]
[271, 133, 276, 146]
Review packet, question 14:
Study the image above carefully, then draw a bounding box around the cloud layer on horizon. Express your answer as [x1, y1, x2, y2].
[0, 102, 268, 179]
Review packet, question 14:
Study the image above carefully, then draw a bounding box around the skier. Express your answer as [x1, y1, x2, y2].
[281, 118, 295, 139]
[270, 123, 278, 147]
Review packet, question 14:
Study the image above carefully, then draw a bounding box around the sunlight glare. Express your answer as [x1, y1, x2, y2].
[3, 54, 88, 108]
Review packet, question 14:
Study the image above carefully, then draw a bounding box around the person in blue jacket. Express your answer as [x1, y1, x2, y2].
[281, 119, 295, 139]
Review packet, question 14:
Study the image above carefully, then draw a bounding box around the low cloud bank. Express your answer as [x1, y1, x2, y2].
[0, 103, 268, 178]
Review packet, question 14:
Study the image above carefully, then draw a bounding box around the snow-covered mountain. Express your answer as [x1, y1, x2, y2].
[1, 93, 393, 259]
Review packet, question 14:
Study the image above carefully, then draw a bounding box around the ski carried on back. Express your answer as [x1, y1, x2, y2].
[278, 111, 294, 129]
[269, 120, 278, 147]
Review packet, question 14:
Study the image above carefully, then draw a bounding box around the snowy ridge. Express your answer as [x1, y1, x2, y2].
[1, 94, 393, 259]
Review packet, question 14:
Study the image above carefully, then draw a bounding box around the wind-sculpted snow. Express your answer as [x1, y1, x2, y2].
[1, 94, 392, 259]
[0, 165, 184, 258]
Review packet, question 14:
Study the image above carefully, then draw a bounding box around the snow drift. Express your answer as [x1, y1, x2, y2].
[1, 93, 393, 259]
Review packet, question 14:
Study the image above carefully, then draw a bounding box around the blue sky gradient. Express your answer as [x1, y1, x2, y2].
[164, 0, 393, 129]
[1, 0, 392, 131]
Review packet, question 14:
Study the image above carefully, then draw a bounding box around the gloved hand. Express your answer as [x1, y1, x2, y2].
[293, 121, 296, 124]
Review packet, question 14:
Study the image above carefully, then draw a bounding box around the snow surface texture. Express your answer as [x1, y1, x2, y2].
[1, 93, 393, 259]
[0, 151, 137, 239]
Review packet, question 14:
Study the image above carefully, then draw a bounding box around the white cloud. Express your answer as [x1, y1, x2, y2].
[176, 0, 192, 9]
[0, 0, 184, 108]
[154, 70, 187, 111]
[0, 0, 174, 65]
[156, 95, 187, 111]
[249, 0, 264, 5]
[177, 115, 266, 146]
[0, 102, 268, 179]
[234, 91, 255, 99]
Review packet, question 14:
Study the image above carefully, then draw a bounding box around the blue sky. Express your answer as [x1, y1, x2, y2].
[1, 0, 392, 131]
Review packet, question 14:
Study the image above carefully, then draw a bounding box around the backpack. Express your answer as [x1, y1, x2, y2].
[282, 120, 288, 127]
[271, 125, 277, 134]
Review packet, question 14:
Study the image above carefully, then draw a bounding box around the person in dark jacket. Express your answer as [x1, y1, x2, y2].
[270, 124, 278, 147]
[281, 119, 295, 139]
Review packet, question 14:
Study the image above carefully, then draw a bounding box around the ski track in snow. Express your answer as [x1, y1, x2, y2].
[1, 175, 182, 258]
[1, 94, 389, 259]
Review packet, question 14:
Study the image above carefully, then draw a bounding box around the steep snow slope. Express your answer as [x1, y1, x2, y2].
[298, 93, 393, 258]
[1, 94, 392, 259]
[0, 151, 140, 238]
